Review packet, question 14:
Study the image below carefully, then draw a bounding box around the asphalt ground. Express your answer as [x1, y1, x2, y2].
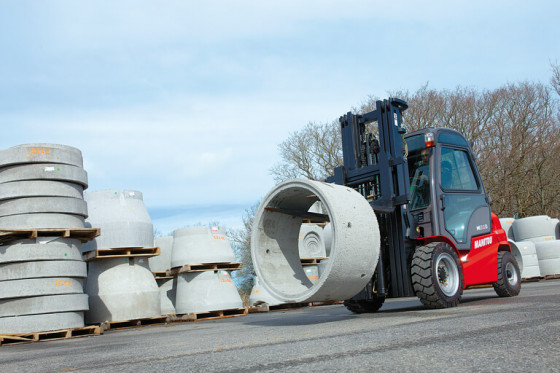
[1, 279, 559, 372]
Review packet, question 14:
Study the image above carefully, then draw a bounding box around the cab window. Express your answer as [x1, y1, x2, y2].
[440, 147, 478, 191]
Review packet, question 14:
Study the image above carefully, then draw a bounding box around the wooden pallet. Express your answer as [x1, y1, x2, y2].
[249, 302, 313, 313]
[300, 258, 327, 266]
[0, 325, 101, 346]
[153, 271, 175, 280]
[169, 308, 248, 322]
[544, 274, 560, 280]
[99, 316, 168, 331]
[522, 276, 543, 282]
[83, 247, 160, 262]
[0, 228, 100, 244]
[167, 262, 242, 276]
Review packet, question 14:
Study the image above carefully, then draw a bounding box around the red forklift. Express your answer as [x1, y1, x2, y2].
[327, 98, 520, 312]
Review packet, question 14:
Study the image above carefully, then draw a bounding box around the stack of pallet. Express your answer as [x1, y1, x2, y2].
[83, 189, 161, 325]
[0, 143, 96, 335]
[168, 226, 246, 321]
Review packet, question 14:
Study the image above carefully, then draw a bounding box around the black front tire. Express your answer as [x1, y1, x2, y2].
[411, 242, 464, 309]
[344, 297, 385, 314]
[493, 251, 521, 297]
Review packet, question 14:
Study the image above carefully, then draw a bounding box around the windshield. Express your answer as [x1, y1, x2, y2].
[408, 148, 431, 210]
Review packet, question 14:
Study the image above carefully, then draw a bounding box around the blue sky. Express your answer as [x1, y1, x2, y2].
[1, 1, 559, 234]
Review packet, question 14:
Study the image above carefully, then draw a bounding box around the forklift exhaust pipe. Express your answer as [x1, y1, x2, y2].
[251, 179, 380, 303]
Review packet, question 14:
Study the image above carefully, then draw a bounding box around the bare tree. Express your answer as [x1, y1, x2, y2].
[228, 202, 260, 304]
[551, 60, 560, 96]
[271, 78, 560, 219]
[270, 121, 342, 183]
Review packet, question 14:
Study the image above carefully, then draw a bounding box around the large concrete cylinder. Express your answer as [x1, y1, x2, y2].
[249, 276, 284, 306]
[83, 189, 154, 252]
[0, 143, 84, 168]
[175, 270, 243, 314]
[0, 312, 85, 334]
[157, 277, 177, 315]
[0, 260, 87, 281]
[251, 179, 380, 303]
[0, 294, 89, 318]
[535, 240, 560, 276]
[85, 257, 160, 323]
[0, 163, 88, 187]
[149, 236, 173, 272]
[0, 278, 85, 299]
[0, 213, 85, 229]
[0, 180, 84, 201]
[509, 240, 541, 278]
[499, 217, 516, 241]
[511, 216, 557, 242]
[0, 238, 83, 264]
[0, 196, 88, 217]
[171, 226, 236, 268]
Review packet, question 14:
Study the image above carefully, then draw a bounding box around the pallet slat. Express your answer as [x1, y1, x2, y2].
[83, 247, 160, 262]
[100, 316, 168, 331]
[0, 326, 101, 346]
[249, 302, 313, 313]
[169, 308, 248, 322]
[300, 258, 327, 265]
[167, 262, 242, 275]
[0, 228, 100, 244]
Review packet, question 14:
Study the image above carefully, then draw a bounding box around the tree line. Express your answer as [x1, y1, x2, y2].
[271, 65, 560, 219]
[229, 64, 560, 300]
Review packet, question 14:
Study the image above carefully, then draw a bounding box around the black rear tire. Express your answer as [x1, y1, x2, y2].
[344, 297, 385, 314]
[411, 242, 464, 309]
[493, 251, 521, 297]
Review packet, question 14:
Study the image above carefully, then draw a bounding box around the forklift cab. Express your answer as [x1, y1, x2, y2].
[406, 128, 492, 251]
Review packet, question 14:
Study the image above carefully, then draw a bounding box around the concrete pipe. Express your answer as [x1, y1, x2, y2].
[83, 189, 154, 251]
[535, 240, 560, 276]
[0, 260, 87, 281]
[157, 277, 177, 315]
[0, 143, 83, 168]
[0, 180, 84, 201]
[251, 179, 380, 303]
[509, 240, 540, 278]
[511, 216, 557, 242]
[171, 226, 236, 268]
[0, 197, 88, 217]
[0, 294, 89, 318]
[0, 238, 83, 264]
[175, 270, 243, 314]
[298, 224, 326, 258]
[0, 312, 85, 334]
[499, 218, 516, 241]
[0, 278, 85, 299]
[0, 213, 85, 229]
[85, 257, 160, 323]
[149, 236, 173, 272]
[0, 163, 88, 187]
[249, 276, 284, 307]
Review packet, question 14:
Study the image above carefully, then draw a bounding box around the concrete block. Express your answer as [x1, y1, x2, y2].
[0, 163, 88, 187]
[0, 143, 83, 168]
[0, 196, 88, 217]
[0, 238, 83, 264]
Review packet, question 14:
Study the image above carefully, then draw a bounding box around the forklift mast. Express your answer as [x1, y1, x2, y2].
[327, 98, 416, 298]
